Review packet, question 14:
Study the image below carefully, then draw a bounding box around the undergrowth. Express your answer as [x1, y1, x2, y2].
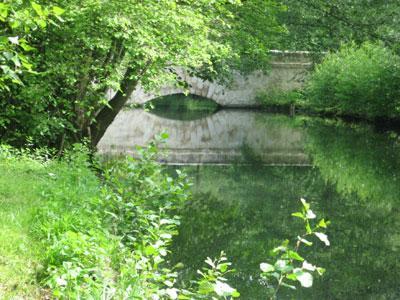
[0, 140, 239, 299]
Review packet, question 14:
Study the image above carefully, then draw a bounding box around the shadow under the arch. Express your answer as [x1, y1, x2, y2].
[146, 93, 220, 121]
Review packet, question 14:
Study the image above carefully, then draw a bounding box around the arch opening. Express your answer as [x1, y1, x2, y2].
[148, 93, 219, 121]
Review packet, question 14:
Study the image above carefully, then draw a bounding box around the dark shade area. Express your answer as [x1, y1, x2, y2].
[149, 94, 219, 121]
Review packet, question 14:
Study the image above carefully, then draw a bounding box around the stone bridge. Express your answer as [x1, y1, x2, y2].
[117, 51, 313, 107]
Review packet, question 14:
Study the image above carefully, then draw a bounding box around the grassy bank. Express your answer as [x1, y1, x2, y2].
[0, 149, 45, 298]
[0, 143, 239, 299]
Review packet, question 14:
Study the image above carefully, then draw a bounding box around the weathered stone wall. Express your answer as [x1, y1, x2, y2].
[126, 51, 313, 107]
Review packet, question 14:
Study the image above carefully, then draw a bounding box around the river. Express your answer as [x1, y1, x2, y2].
[98, 96, 400, 299]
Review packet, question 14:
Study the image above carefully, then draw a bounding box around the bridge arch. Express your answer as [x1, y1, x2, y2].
[128, 71, 228, 106]
[125, 51, 313, 108]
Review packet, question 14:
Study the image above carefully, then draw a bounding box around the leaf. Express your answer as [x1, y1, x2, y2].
[144, 245, 157, 256]
[204, 257, 215, 268]
[218, 263, 229, 273]
[287, 250, 304, 261]
[31, 2, 44, 17]
[37, 19, 47, 28]
[198, 282, 214, 295]
[297, 236, 313, 246]
[302, 261, 316, 271]
[306, 209, 316, 219]
[160, 233, 172, 239]
[291, 212, 305, 219]
[297, 271, 313, 288]
[166, 288, 178, 299]
[231, 290, 240, 298]
[19, 41, 35, 52]
[214, 281, 236, 296]
[260, 262, 274, 273]
[300, 198, 310, 210]
[0, 3, 9, 21]
[52, 6, 65, 16]
[305, 222, 312, 234]
[286, 273, 297, 281]
[318, 218, 328, 228]
[275, 259, 293, 273]
[316, 267, 326, 276]
[8, 36, 19, 45]
[314, 232, 330, 246]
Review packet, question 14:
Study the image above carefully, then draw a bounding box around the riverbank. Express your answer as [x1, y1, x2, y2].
[256, 93, 400, 129]
[0, 144, 239, 299]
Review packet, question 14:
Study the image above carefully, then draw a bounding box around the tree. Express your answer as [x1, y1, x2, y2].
[0, 0, 284, 148]
[276, 0, 400, 52]
[0, 1, 64, 145]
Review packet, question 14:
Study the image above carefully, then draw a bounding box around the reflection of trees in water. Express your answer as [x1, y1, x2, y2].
[148, 94, 219, 121]
[169, 123, 400, 299]
[305, 119, 400, 210]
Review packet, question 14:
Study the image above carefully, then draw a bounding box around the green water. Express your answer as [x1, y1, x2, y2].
[104, 94, 400, 299]
[149, 94, 219, 120]
[167, 118, 400, 299]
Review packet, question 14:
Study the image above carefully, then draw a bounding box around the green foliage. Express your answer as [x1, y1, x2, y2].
[0, 0, 284, 147]
[260, 198, 329, 299]
[7, 138, 237, 299]
[0, 1, 64, 91]
[305, 119, 400, 210]
[0, 145, 47, 298]
[306, 42, 400, 119]
[277, 0, 400, 53]
[0, 1, 65, 146]
[256, 88, 305, 108]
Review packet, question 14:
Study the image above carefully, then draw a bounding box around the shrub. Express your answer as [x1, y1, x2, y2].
[306, 42, 400, 119]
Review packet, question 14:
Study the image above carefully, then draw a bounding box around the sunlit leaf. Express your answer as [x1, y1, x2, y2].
[297, 236, 313, 246]
[300, 198, 310, 210]
[302, 261, 316, 271]
[8, 36, 19, 45]
[316, 267, 326, 276]
[294, 269, 313, 288]
[31, 2, 44, 17]
[214, 281, 236, 296]
[318, 218, 329, 228]
[291, 212, 305, 219]
[260, 262, 274, 273]
[52, 6, 65, 16]
[306, 209, 316, 219]
[314, 232, 330, 246]
[287, 250, 304, 261]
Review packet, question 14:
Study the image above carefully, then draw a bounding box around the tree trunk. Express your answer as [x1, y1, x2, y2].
[90, 59, 153, 146]
[90, 66, 138, 146]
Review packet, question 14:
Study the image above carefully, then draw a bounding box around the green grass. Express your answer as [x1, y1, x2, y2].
[0, 158, 46, 299]
[0, 145, 234, 299]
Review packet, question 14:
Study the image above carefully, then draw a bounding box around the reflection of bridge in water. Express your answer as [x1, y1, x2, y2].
[98, 109, 310, 165]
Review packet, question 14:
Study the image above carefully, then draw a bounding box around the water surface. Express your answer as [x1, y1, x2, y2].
[99, 97, 400, 299]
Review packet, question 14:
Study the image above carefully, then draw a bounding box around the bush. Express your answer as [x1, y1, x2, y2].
[306, 42, 400, 119]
